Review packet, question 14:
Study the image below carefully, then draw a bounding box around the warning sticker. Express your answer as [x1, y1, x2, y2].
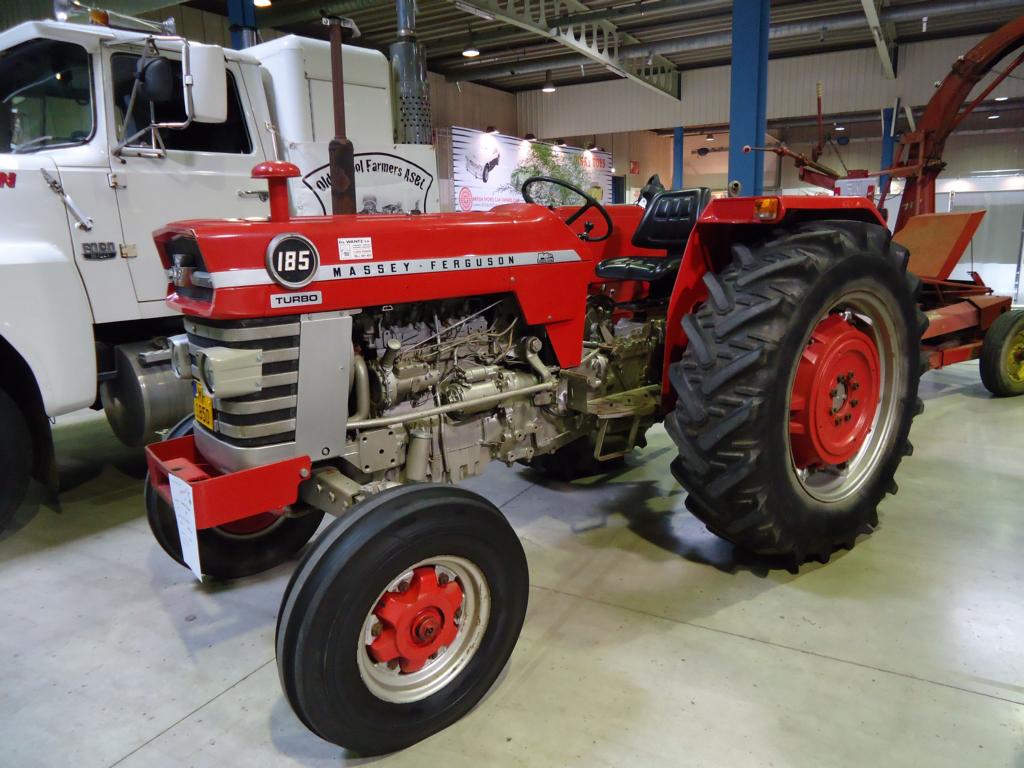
[338, 237, 374, 261]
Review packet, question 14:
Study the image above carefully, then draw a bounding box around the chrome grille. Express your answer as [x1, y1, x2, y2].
[185, 317, 299, 448]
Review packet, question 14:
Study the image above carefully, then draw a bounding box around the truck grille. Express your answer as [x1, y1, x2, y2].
[185, 317, 299, 448]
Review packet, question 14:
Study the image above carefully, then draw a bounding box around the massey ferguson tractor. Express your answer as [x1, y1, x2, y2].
[143, 17, 926, 756]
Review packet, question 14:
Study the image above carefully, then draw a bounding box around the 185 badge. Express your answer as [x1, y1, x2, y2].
[266, 233, 319, 289]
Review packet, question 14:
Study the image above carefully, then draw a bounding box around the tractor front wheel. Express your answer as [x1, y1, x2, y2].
[276, 485, 529, 755]
[667, 220, 925, 564]
[145, 416, 324, 580]
[980, 309, 1024, 397]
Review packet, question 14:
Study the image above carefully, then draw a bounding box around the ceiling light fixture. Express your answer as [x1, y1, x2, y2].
[253, 0, 271, 7]
[705, 133, 714, 141]
[988, 114, 1000, 119]
[454, 1, 495, 22]
[994, 96, 1008, 102]
[462, 25, 480, 58]
[834, 125, 846, 131]
[542, 70, 556, 93]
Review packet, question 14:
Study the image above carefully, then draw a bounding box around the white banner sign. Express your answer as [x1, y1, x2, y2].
[450, 127, 612, 212]
[287, 143, 439, 217]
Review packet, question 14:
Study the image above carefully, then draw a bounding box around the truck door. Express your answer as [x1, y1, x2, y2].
[108, 52, 264, 303]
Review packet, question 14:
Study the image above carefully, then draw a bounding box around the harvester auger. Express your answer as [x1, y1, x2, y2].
[142, 16, 925, 755]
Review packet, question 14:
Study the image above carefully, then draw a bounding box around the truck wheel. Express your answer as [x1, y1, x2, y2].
[667, 220, 924, 564]
[277, 485, 529, 755]
[145, 416, 324, 580]
[0, 389, 32, 537]
[979, 309, 1024, 397]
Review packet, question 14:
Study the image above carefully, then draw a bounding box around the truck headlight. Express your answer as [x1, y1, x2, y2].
[195, 346, 263, 399]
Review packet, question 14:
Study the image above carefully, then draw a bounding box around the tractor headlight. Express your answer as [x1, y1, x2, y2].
[195, 346, 264, 399]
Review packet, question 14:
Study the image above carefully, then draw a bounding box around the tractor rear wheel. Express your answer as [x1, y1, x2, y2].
[979, 309, 1024, 397]
[146, 416, 324, 580]
[667, 220, 925, 564]
[277, 485, 529, 755]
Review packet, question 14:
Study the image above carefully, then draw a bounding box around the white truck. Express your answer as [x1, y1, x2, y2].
[0, 16, 439, 532]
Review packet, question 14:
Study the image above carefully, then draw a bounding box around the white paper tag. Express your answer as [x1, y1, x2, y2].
[338, 237, 374, 261]
[169, 474, 203, 582]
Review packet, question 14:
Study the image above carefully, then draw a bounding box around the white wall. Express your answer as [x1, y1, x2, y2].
[517, 34, 1024, 138]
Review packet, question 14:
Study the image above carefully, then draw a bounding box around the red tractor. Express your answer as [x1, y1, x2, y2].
[143, 24, 926, 756]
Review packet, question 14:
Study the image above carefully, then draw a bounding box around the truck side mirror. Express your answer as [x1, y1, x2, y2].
[186, 43, 227, 124]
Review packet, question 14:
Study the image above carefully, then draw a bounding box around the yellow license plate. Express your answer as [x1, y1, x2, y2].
[193, 382, 214, 430]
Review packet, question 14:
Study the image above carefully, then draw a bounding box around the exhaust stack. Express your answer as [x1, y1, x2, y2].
[323, 15, 360, 215]
[390, 0, 432, 145]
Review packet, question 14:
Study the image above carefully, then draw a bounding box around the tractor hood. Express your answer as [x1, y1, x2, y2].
[156, 204, 596, 328]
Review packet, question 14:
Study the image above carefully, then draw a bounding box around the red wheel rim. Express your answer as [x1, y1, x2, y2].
[789, 313, 881, 469]
[367, 566, 465, 673]
[218, 512, 280, 535]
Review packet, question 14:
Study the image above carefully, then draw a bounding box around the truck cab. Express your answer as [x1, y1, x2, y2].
[0, 17, 439, 533]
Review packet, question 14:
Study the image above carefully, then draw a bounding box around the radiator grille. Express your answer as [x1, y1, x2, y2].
[185, 316, 299, 448]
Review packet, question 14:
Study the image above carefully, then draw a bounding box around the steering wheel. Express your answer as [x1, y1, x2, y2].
[521, 176, 613, 243]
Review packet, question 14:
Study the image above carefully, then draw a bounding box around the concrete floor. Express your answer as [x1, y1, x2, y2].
[1, 360, 1022, 767]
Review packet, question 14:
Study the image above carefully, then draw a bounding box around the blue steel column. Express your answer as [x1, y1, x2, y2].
[727, 0, 770, 196]
[879, 107, 897, 195]
[672, 127, 684, 189]
[227, 0, 257, 50]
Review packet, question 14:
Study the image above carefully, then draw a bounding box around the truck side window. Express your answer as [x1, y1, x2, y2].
[111, 52, 252, 154]
[0, 39, 93, 153]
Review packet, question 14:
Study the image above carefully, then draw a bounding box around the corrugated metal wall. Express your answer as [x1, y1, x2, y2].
[518, 34, 1024, 137]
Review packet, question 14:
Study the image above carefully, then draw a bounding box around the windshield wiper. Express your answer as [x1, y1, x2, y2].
[13, 135, 54, 154]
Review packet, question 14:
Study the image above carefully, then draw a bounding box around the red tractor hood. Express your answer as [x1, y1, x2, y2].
[154, 202, 649, 368]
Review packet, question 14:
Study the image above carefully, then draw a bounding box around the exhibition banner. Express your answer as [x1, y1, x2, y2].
[450, 126, 613, 212]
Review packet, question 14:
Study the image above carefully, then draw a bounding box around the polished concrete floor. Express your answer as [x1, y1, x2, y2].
[1, 360, 1022, 767]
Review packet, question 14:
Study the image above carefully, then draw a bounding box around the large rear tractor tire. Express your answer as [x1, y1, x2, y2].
[145, 416, 324, 580]
[667, 220, 925, 564]
[979, 309, 1024, 397]
[277, 485, 529, 755]
[0, 389, 32, 538]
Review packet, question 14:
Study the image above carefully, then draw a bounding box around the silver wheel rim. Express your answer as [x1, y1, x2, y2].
[786, 288, 904, 503]
[357, 555, 490, 704]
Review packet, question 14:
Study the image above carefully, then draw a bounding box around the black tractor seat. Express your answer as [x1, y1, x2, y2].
[595, 186, 711, 285]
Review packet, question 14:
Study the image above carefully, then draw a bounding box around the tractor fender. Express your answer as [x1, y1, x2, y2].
[661, 196, 891, 406]
[0, 241, 97, 417]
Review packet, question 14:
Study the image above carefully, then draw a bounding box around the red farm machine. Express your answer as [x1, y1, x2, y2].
[757, 15, 1024, 397]
[142, 17, 933, 756]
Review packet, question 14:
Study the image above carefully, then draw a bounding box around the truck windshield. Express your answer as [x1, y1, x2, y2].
[0, 39, 93, 154]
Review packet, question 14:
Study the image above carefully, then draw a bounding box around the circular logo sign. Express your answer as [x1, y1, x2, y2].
[266, 234, 319, 289]
[458, 186, 474, 212]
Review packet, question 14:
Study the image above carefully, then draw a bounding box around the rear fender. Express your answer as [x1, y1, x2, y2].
[661, 196, 887, 408]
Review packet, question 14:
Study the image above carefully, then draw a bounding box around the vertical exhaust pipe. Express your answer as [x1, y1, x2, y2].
[323, 15, 360, 215]
[390, 0, 432, 145]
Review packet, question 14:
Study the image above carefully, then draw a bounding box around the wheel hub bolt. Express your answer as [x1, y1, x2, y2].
[371, 621, 382, 638]
[437, 572, 449, 586]
[844, 414, 851, 422]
